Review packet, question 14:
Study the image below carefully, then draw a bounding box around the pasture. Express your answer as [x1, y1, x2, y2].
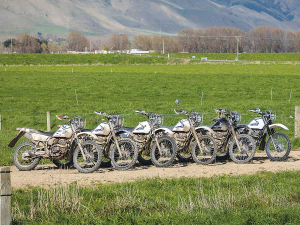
[0, 55, 300, 224]
[0, 63, 299, 166]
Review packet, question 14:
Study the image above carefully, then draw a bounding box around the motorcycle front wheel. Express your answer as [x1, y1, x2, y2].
[229, 134, 256, 164]
[13, 142, 40, 171]
[150, 136, 177, 167]
[266, 132, 291, 161]
[73, 140, 102, 173]
[110, 138, 138, 170]
[191, 135, 217, 165]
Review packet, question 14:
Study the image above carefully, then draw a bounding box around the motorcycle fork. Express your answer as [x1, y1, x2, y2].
[191, 126, 203, 154]
[231, 127, 242, 152]
[74, 133, 87, 161]
[153, 132, 163, 155]
[266, 126, 277, 150]
[110, 124, 123, 157]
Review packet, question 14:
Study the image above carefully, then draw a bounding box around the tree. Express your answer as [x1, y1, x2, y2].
[109, 33, 130, 51]
[16, 33, 40, 53]
[48, 42, 61, 53]
[66, 31, 89, 51]
[41, 43, 48, 54]
[133, 35, 152, 50]
[3, 39, 16, 48]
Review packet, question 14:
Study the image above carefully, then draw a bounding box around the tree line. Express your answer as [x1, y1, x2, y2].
[1, 26, 300, 54]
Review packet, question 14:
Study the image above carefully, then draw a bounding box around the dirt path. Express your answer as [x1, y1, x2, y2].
[10, 151, 300, 189]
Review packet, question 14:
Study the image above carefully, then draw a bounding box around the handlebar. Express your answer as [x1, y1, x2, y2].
[94, 111, 111, 118]
[174, 109, 187, 115]
[133, 110, 149, 117]
[56, 115, 70, 121]
[248, 108, 262, 114]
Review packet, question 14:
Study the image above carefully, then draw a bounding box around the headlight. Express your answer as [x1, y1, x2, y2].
[270, 113, 276, 121]
[235, 114, 240, 122]
[157, 116, 162, 125]
[196, 115, 202, 123]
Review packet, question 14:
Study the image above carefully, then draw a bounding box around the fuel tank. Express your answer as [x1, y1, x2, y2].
[211, 118, 229, 131]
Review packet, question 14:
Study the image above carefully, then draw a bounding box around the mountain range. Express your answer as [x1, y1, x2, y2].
[0, 0, 299, 37]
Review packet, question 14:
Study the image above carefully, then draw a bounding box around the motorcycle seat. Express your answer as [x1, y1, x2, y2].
[159, 125, 176, 131]
[120, 126, 135, 132]
[31, 129, 56, 137]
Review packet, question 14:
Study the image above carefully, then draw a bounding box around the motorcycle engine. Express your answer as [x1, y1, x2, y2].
[48, 138, 68, 157]
[173, 133, 188, 149]
[212, 131, 228, 149]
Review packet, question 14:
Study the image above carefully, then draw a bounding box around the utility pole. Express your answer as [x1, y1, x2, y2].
[236, 36, 241, 60]
[10, 38, 12, 53]
[119, 33, 124, 54]
[163, 39, 165, 54]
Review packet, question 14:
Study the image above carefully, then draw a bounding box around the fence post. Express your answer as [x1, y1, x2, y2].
[0, 167, 11, 225]
[0, 115, 2, 130]
[295, 106, 300, 138]
[47, 111, 51, 132]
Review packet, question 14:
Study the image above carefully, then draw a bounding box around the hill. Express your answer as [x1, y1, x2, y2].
[0, 0, 299, 37]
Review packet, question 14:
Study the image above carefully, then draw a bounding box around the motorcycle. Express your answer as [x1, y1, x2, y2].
[77, 111, 138, 171]
[208, 109, 257, 163]
[117, 110, 177, 167]
[162, 99, 217, 165]
[238, 108, 291, 161]
[8, 115, 102, 173]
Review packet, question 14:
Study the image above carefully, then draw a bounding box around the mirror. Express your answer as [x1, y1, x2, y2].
[175, 99, 180, 105]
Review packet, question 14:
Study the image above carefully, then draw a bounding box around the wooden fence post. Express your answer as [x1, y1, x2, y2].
[0, 167, 11, 225]
[47, 112, 51, 132]
[0, 115, 2, 130]
[295, 106, 300, 138]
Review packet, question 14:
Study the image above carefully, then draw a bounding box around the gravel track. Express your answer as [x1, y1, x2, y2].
[9, 150, 300, 189]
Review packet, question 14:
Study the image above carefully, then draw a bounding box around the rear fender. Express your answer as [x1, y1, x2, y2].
[269, 124, 289, 130]
[8, 129, 26, 148]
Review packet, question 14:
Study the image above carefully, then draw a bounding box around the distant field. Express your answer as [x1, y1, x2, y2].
[165, 53, 300, 61]
[0, 63, 299, 166]
[0, 53, 299, 66]
[0, 53, 168, 66]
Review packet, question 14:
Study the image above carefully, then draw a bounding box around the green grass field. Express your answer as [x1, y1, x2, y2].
[0, 53, 299, 66]
[0, 63, 299, 166]
[11, 171, 300, 224]
[0, 55, 300, 224]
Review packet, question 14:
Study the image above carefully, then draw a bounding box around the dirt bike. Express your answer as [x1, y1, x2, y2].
[77, 111, 138, 171]
[238, 108, 291, 161]
[117, 110, 178, 167]
[8, 115, 102, 173]
[207, 109, 257, 163]
[158, 99, 217, 165]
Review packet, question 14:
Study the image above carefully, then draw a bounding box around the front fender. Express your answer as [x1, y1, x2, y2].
[154, 128, 173, 135]
[269, 124, 289, 130]
[77, 132, 99, 140]
[115, 130, 133, 138]
[195, 126, 214, 135]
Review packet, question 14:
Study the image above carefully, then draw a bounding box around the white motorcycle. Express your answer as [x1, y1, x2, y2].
[238, 108, 291, 161]
[159, 99, 217, 165]
[8, 115, 102, 173]
[117, 110, 177, 167]
[77, 111, 138, 171]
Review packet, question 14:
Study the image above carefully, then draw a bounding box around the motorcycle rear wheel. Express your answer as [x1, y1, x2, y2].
[13, 142, 40, 171]
[73, 140, 102, 173]
[191, 135, 217, 165]
[110, 138, 138, 170]
[52, 158, 73, 169]
[150, 136, 177, 167]
[229, 134, 256, 164]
